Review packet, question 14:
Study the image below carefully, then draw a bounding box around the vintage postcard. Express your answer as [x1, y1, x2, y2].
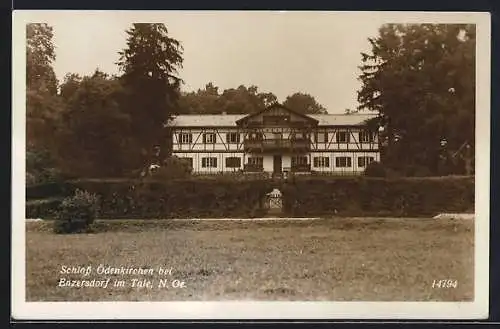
[12, 10, 490, 320]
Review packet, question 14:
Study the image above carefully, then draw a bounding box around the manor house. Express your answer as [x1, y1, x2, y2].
[167, 104, 380, 176]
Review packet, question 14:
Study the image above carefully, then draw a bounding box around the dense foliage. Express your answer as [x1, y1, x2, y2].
[358, 24, 475, 175]
[53, 189, 100, 234]
[282, 176, 474, 217]
[28, 176, 473, 219]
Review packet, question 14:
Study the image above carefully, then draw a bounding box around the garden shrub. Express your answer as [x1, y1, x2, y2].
[282, 176, 474, 217]
[26, 198, 63, 219]
[53, 189, 100, 234]
[26, 181, 74, 200]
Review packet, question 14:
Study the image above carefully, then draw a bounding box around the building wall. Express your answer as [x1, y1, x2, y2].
[171, 126, 380, 175]
[173, 151, 244, 173]
[309, 151, 380, 174]
[172, 127, 379, 151]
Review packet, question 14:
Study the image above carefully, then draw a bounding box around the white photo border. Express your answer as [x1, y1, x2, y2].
[11, 10, 491, 320]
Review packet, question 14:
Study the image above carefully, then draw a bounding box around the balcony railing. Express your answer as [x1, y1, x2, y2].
[244, 138, 311, 152]
[244, 163, 264, 172]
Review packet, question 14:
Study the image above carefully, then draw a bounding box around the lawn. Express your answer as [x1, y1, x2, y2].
[25, 217, 474, 301]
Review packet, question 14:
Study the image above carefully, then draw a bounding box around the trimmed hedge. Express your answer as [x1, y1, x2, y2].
[26, 176, 474, 219]
[28, 178, 274, 219]
[282, 176, 474, 217]
[26, 198, 64, 219]
[26, 181, 72, 200]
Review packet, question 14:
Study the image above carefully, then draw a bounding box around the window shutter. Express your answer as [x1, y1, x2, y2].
[203, 134, 206, 143]
[324, 133, 328, 143]
[188, 134, 192, 143]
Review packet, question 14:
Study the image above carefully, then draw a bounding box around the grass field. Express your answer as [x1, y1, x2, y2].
[25, 217, 474, 302]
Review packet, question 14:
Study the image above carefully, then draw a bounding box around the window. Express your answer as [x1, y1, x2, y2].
[359, 131, 373, 143]
[291, 156, 308, 166]
[225, 157, 241, 168]
[201, 157, 217, 168]
[335, 156, 352, 168]
[179, 157, 193, 168]
[203, 133, 216, 144]
[293, 132, 308, 140]
[314, 132, 328, 143]
[313, 157, 330, 168]
[336, 131, 350, 143]
[248, 157, 263, 166]
[358, 156, 375, 168]
[178, 133, 192, 144]
[226, 132, 240, 144]
[248, 132, 263, 140]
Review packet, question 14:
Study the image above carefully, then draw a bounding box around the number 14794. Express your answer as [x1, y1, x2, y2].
[432, 279, 458, 288]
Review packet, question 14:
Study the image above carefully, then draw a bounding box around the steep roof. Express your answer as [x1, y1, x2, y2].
[166, 112, 377, 127]
[235, 103, 319, 126]
[309, 113, 378, 126]
[167, 114, 246, 127]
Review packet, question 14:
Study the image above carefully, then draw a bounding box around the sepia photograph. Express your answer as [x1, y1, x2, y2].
[12, 10, 490, 319]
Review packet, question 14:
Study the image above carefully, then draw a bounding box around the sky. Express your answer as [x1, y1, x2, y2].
[38, 11, 388, 114]
[12, 11, 381, 115]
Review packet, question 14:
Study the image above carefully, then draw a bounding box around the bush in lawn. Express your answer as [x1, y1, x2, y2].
[53, 189, 100, 234]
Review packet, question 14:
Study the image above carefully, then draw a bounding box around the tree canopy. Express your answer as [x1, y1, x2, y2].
[117, 23, 184, 168]
[283, 92, 328, 114]
[357, 23, 475, 175]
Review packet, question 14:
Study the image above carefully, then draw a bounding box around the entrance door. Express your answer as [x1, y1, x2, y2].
[273, 155, 282, 174]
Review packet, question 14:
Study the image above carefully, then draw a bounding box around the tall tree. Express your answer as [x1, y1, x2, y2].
[26, 23, 58, 94]
[55, 70, 130, 177]
[26, 23, 62, 183]
[357, 24, 475, 175]
[117, 23, 184, 169]
[59, 73, 82, 102]
[283, 92, 328, 114]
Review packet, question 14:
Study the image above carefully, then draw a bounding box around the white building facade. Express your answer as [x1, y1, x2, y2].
[167, 104, 380, 176]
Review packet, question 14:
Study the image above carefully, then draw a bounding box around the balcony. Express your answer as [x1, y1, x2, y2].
[244, 138, 311, 153]
[243, 163, 264, 172]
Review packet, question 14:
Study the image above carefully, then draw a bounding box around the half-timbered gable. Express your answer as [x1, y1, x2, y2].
[167, 105, 380, 175]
